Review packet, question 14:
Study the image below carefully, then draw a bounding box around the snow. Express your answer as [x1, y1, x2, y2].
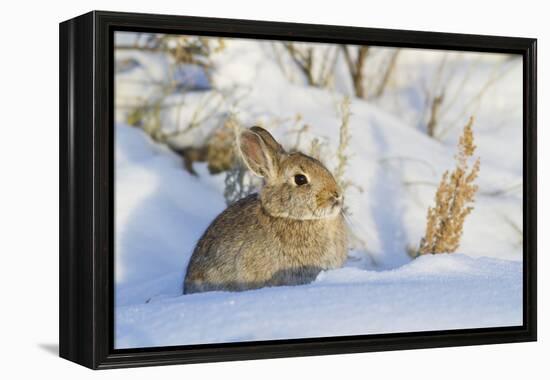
[114, 32, 523, 348]
[116, 254, 521, 348]
[115, 125, 226, 306]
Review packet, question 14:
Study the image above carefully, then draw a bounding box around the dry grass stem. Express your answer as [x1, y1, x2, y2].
[334, 97, 352, 191]
[418, 117, 480, 255]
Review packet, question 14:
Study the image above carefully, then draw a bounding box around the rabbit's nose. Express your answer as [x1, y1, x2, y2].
[331, 192, 343, 205]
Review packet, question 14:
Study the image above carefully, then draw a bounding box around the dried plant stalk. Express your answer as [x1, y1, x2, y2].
[334, 97, 351, 192]
[418, 117, 480, 255]
[309, 137, 324, 160]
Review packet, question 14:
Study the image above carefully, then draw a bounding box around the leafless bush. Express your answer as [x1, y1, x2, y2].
[118, 33, 230, 175]
[278, 42, 339, 87]
[342, 46, 400, 100]
[124, 90, 227, 174]
[116, 34, 225, 70]
[421, 54, 519, 139]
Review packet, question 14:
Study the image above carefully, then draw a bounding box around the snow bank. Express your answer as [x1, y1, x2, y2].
[116, 254, 522, 348]
[115, 125, 226, 306]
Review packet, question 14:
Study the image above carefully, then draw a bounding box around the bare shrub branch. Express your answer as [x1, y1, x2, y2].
[282, 42, 316, 86]
[342, 46, 369, 99]
[437, 56, 519, 139]
[426, 93, 444, 138]
[420, 54, 519, 139]
[372, 49, 400, 98]
[423, 55, 448, 137]
[279, 43, 339, 88]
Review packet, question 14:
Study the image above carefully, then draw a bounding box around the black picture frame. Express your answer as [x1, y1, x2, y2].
[59, 10, 537, 369]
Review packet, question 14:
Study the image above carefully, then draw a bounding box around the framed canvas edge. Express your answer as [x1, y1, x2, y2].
[59, 10, 537, 370]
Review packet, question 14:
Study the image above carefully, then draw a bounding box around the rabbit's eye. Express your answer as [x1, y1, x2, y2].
[294, 174, 308, 186]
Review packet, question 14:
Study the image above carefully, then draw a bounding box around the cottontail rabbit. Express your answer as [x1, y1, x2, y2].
[184, 126, 348, 294]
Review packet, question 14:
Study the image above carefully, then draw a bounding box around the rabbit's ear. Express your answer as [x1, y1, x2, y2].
[249, 126, 285, 155]
[239, 127, 283, 179]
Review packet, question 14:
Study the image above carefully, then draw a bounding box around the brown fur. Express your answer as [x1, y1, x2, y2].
[184, 127, 348, 294]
